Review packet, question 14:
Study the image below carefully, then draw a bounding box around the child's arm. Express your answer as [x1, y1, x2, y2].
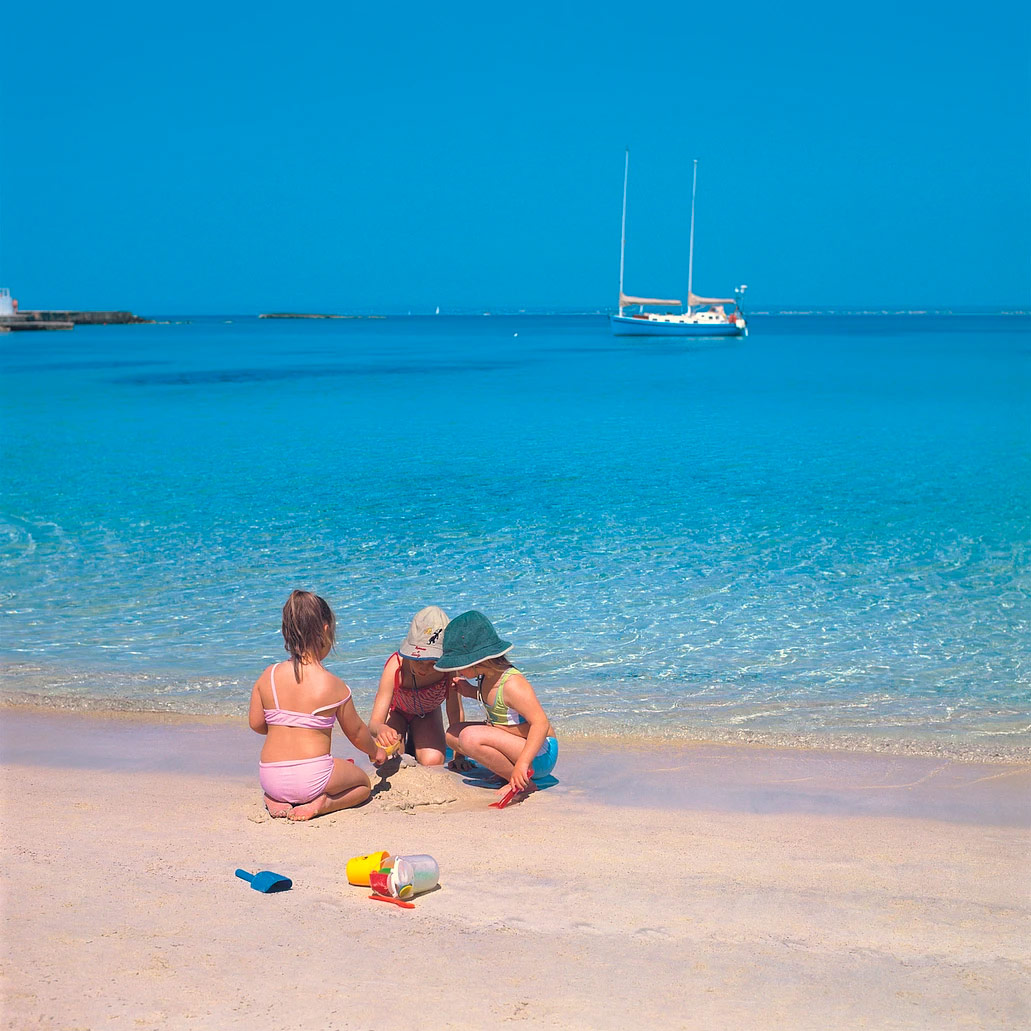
[499, 675, 550, 792]
[338, 696, 386, 765]
[248, 677, 268, 735]
[368, 656, 402, 749]
[444, 682, 465, 728]
[451, 676, 479, 700]
[444, 684, 474, 770]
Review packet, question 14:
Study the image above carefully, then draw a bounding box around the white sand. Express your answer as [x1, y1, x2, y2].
[2, 711, 1029, 1030]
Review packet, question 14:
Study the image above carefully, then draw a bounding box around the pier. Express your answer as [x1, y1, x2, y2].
[0, 310, 152, 332]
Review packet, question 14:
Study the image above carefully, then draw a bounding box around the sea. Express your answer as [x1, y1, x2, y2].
[1, 313, 1028, 758]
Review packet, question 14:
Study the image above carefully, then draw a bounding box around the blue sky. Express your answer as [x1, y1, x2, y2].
[1, 0, 1028, 313]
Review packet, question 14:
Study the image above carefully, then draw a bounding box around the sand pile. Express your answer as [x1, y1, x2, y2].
[248, 758, 488, 822]
[364, 760, 487, 813]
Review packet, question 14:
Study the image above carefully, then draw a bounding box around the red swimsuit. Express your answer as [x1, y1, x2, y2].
[387, 652, 453, 718]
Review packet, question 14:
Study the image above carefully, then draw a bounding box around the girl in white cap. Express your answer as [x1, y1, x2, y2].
[368, 606, 465, 766]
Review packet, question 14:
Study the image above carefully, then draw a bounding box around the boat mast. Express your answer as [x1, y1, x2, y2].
[618, 149, 629, 317]
[686, 158, 697, 316]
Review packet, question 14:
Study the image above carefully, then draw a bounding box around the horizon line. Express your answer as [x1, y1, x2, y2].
[132, 307, 1031, 318]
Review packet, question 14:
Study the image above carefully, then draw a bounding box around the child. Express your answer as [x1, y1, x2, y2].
[248, 590, 385, 821]
[436, 610, 558, 798]
[368, 606, 465, 766]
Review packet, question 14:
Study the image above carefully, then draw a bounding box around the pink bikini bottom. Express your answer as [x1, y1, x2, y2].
[259, 754, 335, 804]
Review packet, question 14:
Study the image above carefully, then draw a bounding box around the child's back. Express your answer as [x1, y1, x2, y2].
[248, 590, 385, 820]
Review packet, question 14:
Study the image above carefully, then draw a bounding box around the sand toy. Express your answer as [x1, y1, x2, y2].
[489, 781, 537, 809]
[368, 854, 439, 902]
[235, 868, 292, 893]
[367, 892, 415, 909]
[346, 850, 391, 886]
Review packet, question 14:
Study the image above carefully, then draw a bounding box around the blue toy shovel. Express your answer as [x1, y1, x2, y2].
[235, 868, 292, 893]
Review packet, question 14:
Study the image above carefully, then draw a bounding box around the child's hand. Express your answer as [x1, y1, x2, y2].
[508, 760, 532, 793]
[370, 745, 387, 767]
[374, 725, 401, 750]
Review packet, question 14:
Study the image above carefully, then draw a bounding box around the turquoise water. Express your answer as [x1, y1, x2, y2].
[1, 314, 1028, 754]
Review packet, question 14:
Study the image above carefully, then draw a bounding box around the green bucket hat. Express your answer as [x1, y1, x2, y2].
[434, 610, 512, 671]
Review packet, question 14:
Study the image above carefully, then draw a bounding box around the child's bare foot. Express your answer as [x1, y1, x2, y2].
[448, 755, 475, 773]
[287, 794, 327, 821]
[264, 795, 294, 818]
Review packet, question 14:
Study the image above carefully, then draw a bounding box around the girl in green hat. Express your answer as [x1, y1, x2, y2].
[436, 610, 558, 798]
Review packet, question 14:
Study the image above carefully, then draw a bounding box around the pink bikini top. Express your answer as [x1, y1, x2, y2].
[263, 662, 350, 729]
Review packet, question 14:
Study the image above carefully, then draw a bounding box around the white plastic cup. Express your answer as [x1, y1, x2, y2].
[390, 854, 439, 899]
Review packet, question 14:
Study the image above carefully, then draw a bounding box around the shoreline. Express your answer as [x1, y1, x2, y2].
[2, 691, 1028, 765]
[3, 706, 1029, 827]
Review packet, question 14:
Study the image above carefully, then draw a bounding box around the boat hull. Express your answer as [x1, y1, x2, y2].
[609, 314, 745, 337]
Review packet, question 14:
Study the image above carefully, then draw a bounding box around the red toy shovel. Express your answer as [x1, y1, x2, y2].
[368, 893, 416, 909]
[489, 780, 537, 809]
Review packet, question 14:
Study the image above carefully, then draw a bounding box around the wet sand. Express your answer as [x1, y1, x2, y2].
[2, 708, 1029, 1029]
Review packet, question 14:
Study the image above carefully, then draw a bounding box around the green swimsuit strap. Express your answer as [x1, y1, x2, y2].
[495, 667, 516, 705]
[483, 667, 520, 724]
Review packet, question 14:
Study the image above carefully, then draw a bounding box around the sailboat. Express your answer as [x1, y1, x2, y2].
[610, 151, 747, 337]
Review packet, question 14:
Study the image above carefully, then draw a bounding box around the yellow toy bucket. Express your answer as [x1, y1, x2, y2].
[346, 850, 391, 886]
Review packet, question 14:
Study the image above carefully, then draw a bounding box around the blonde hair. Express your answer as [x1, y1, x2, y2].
[478, 656, 513, 673]
[280, 590, 335, 679]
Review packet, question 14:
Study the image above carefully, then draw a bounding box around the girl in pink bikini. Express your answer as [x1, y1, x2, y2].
[248, 590, 385, 821]
[368, 606, 465, 766]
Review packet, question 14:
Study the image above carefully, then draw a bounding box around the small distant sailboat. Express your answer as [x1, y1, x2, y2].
[610, 151, 747, 337]
[435, 305, 440, 315]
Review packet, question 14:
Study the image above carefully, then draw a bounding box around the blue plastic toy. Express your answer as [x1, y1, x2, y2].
[235, 868, 292, 893]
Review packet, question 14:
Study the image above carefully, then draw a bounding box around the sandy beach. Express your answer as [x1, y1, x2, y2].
[2, 708, 1029, 1030]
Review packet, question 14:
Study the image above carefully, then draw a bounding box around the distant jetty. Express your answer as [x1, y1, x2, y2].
[260, 312, 347, 319]
[259, 313, 385, 319]
[0, 310, 152, 332]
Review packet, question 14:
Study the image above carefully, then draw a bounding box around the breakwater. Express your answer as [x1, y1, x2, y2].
[0, 311, 152, 332]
